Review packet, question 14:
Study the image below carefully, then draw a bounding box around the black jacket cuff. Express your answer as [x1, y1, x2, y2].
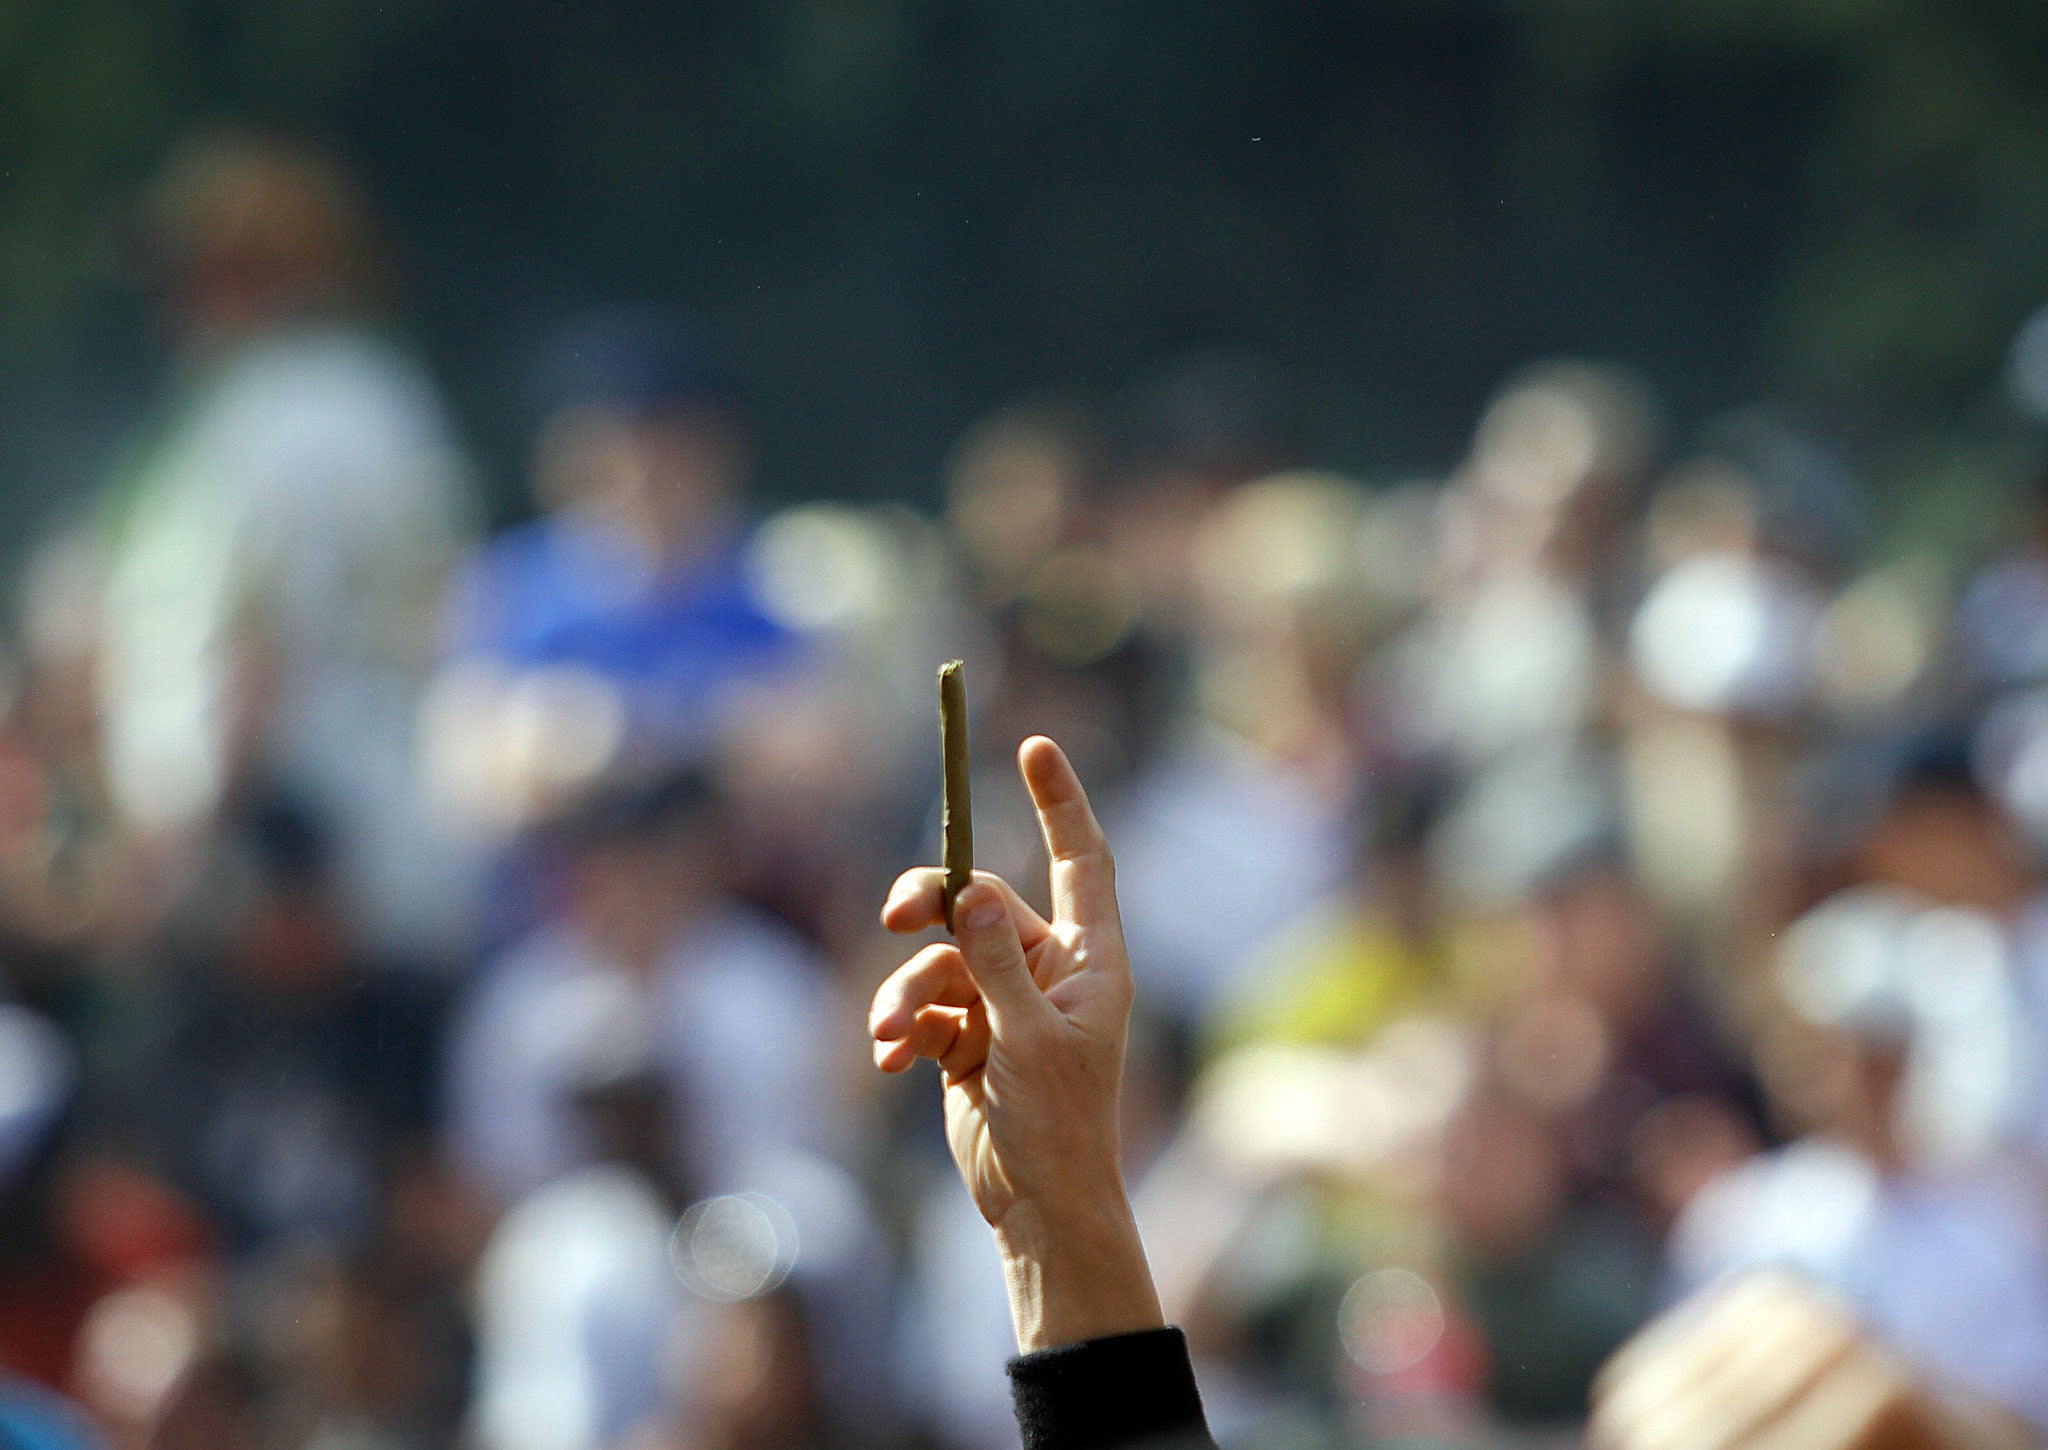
[1007, 1326, 1214, 1450]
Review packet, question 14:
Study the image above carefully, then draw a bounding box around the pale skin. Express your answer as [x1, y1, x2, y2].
[870, 734, 1165, 1353]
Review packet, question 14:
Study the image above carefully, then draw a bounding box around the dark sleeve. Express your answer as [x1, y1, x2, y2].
[1007, 1327, 1216, 1450]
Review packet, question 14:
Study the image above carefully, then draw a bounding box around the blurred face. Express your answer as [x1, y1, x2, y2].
[1533, 867, 1664, 1027]
[227, 883, 350, 998]
[150, 140, 378, 346]
[1757, 1019, 1908, 1165]
[1629, 1094, 1760, 1227]
[568, 819, 719, 969]
[947, 433, 1075, 599]
[1102, 469, 1228, 635]
[1436, 1091, 1566, 1260]
[671, 1291, 817, 1450]
[1857, 786, 2034, 915]
[174, 249, 337, 343]
[537, 405, 747, 557]
[577, 1079, 677, 1180]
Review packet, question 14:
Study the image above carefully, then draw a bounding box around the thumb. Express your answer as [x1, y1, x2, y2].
[951, 881, 1053, 1032]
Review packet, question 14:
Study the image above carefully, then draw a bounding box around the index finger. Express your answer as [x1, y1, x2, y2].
[881, 867, 1052, 947]
[1018, 735, 1118, 929]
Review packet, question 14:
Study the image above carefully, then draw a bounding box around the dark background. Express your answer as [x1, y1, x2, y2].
[7, 0, 2048, 537]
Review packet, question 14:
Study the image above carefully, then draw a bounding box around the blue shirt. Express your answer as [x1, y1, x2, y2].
[0, 1381, 101, 1450]
[447, 514, 796, 749]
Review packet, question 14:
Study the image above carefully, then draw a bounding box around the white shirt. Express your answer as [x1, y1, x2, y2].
[99, 321, 476, 956]
[1111, 726, 1350, 1028]
[446, 900, 850, 1204]
[471, 1148, 893, 1450]
[1668, 1138, 2048, 1431]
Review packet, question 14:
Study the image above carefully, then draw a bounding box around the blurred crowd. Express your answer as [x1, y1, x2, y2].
[7, 129, 2048, 1450]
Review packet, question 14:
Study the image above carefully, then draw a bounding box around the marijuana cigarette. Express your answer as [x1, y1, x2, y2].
[938, 659, 973, 932]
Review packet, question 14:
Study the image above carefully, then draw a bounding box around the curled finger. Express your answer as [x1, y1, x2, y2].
[871, 942, 978, 1041]
[937, 1001, 991, 1084]
[874, 1004, 970, 1074]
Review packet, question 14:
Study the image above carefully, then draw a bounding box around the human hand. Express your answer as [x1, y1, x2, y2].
[1591, 1273, 2032, 1450]
[872, 734, 1164, 1352]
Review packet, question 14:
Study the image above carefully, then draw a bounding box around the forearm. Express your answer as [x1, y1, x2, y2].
[994, 1188, 1166, 1353]
[997, 1195, 1213, 1450]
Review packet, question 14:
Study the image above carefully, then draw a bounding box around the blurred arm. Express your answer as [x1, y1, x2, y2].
[1591, 1273, 2041, 1450]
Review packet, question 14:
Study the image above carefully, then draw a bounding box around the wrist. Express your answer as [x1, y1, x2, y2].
[993, 1188, 1165, 1353]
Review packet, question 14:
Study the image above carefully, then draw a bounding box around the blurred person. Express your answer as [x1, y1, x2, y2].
[1958, 453, 2048, 698]
[0, 531, 136, 967]
[1854, 748, 2036, 922]
[170, 1242, 473, 1450]
[1665, 879, 2048, 1435]
[96, 130, 477, 963]
[1441, 359, 1658, 598]
[0, 1010, 214, 1415]
[470, 1035, 888, 1450]
[1430, 1079, 1654, 1427]
[1111, 723, 1348, 1031]
[723, 498, 970, 962]
[139, 793, 441, 1251]
[445, 764, 850, 1208]
[1198, 773, 1454, 1061]
[1112, 474, 1382, 1030]
[917, 396, 1150, 941]
[1840, 748, 2048, 1158]
[1389, 361, 1658, 777]
[1503, 854, 1762, 1218]
[943, 398, 1103, 613]
[626, 1288, 826, 1450]
[431, 310, 797, 822]
[426, 309, 817, 963]
[867, 735, 2025, 1450]
[1617, 434, 1861, 953]
[25, 1164, 213, 1448]
[1098, 350, 1299, 642]
[467, 1058, 690, 1450]
[0, 1010, 213, 1449]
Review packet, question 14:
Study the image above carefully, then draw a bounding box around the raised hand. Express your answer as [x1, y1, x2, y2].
[871, 734, 1164, 1352]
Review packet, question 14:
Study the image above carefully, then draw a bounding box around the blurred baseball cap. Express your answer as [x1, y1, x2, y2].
[539, 306, 743, 421]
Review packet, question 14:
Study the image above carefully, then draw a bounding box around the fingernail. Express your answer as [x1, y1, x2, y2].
[960, 892, 1003, 931]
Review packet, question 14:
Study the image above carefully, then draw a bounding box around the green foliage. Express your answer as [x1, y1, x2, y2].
[5, 0, 2048, 507]
[0, 0, 182, 336]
